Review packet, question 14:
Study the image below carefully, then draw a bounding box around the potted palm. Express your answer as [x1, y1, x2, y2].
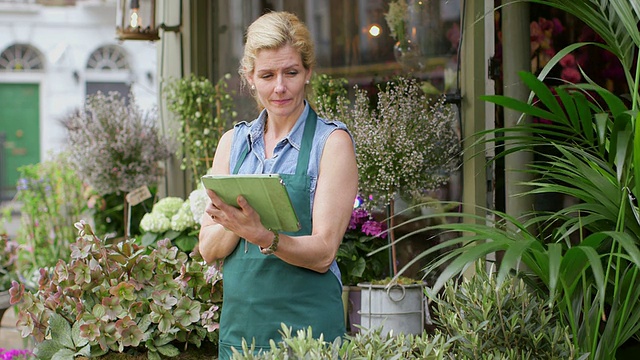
[391, 0, 640, 358]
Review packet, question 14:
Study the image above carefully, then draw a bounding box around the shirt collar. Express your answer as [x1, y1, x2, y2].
[246, 101, 310, 152]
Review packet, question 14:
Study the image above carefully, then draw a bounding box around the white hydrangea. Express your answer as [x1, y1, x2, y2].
[153, 197, 184, 219]
[139, 212, 171, 233]
[189, 187, 209, 224]
[171, 200, 196, 232]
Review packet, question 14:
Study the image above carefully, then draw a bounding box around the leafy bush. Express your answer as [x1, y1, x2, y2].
[230, 325, 453, 360]
[432, 262, 583, 359]
[163, 74, 237, 187]
[11, 221, 223, 360]
[228, 263, 584, 359]
[10, 153, 87, 289]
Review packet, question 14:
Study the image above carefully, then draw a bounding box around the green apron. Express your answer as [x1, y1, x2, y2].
[218, 109, 345, 359]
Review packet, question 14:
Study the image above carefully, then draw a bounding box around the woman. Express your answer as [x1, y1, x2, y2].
[197, 11, 358, 359]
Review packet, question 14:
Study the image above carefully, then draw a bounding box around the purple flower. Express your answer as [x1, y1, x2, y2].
[0, 348, 34, 360]
[361, 220, 387, 238]
[348, 208, 370, 230]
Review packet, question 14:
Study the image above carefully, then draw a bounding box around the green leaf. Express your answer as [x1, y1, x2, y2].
[71, 320, 88, 348]
[76, 344, 91, 358]
[34, 340, 64, 360]
[147, 350, 162, 360]
[174, 234, 198, 252]
[51, 348, 76, 360]
[49, 313, 75, 349]
[141, 232, 159, 247]
[164, 230, 182, 241]
[157, 344, 181, 357]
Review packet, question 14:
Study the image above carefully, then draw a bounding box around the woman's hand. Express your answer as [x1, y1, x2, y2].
[204, 189, 274, 248]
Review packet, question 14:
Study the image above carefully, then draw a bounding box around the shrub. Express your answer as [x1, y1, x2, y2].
[11, 221, 223, 360]
[432, 262, 582, 359]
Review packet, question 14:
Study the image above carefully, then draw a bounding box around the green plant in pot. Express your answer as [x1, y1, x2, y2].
[389, 0, 640, 358]
[164, 74, 237, 188]
[10, 221, 223, 360]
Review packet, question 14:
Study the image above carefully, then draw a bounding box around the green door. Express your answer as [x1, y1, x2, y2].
[0, 83, 40, 200]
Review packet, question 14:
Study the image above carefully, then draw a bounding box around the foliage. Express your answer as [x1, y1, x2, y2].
[10, 221, 223, 360]
[230, 324, 454, 360]
[137, 188, 208, 254]
[164, 74, 237, 187]
[337, 204, 389, 286]
[384, 0, 409, 44]
[310, 73, 349, 115]
[10, 153, 86, 290]
[61, 91, 171, 196]
[391, 0, 640, 358]
[433, 261, 582, 359]
[83, 189, 156, 240]
[348, 77, 460, 209]
[0, 233, 19, 291]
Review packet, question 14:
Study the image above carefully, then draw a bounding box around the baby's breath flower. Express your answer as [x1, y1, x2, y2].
[319, 77, 461, 209]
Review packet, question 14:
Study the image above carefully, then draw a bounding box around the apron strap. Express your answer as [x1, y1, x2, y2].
[233, 108, 318, 176]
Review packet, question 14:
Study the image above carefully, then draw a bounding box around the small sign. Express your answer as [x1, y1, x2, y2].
[126, 186, 152, 206]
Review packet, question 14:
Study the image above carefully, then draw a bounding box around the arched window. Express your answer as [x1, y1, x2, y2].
[85, 45, 131, 100]
[86, 45, 130, 71]
[0, 44, 45, 71]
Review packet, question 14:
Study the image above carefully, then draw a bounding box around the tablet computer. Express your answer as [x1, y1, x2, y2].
[201, 174, 301, 232]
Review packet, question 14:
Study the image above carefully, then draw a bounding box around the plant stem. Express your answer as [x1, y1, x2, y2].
[388, 199, 398, 276]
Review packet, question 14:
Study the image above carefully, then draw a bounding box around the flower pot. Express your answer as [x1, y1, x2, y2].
[358, 282, 426, 336]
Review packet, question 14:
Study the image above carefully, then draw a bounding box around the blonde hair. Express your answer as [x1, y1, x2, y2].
[239, 11, 315, 91]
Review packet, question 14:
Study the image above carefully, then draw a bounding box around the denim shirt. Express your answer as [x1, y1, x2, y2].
[229, 102, 352, 283]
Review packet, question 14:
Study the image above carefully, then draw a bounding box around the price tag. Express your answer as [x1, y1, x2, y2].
[126, 186, 152, 206]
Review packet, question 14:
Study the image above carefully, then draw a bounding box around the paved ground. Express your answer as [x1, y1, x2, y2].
[0, 201, 32, 352]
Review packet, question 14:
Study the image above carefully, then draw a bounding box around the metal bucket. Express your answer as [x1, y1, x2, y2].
[358, 282, 426, 336]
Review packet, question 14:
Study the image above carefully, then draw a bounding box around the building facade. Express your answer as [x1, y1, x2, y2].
[0, 0, 157, 199]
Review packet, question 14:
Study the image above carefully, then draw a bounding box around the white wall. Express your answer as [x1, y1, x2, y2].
[0, 0, 157, 161]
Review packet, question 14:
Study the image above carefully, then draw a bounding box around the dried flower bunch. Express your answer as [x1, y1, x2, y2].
[164, 74, 237, 186]
[61, 92, 171, 196]
[349, 77, 460, 208]
[11, 221, 223, 359]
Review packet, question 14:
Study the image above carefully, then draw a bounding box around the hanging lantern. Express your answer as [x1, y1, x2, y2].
[116, 0, 159, 41]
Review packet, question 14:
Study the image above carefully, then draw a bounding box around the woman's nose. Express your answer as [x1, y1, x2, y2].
[274, 75, 286, 94]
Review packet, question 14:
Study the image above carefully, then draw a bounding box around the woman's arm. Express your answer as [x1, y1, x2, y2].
[197, 129, 242, 263]
[262, 129, 358, 273]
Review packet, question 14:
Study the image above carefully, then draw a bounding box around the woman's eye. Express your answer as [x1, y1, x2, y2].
[261, 74, 273, 79]
[287, 71, 298, 76]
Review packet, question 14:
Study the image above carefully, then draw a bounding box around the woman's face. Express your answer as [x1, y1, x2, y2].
[248, 44, 311, 122]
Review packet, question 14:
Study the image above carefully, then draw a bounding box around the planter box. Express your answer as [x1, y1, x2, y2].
[358, 282, 426, 336]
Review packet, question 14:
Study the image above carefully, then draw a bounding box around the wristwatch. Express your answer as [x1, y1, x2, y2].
[259, 229, 279, 255]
